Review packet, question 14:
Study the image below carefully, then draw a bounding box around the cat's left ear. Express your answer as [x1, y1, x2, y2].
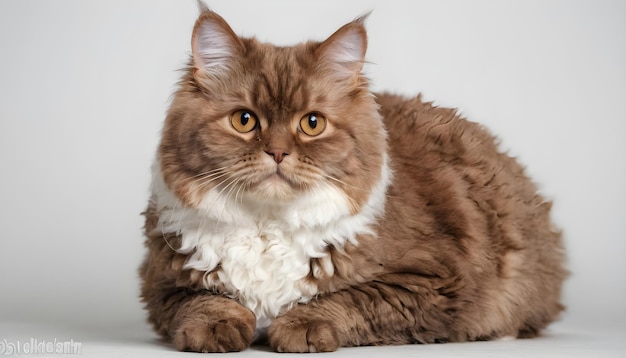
[316, 14, 369, 78]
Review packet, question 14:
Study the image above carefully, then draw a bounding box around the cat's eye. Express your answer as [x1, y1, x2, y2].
[299, 113, 327, 137]
[230, 110, 258, 133]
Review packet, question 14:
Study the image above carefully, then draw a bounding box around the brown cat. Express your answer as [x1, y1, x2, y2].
[139, 4, 567, 353]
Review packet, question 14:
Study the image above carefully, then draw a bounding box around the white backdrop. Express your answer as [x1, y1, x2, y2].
[0, 0, 624, 333]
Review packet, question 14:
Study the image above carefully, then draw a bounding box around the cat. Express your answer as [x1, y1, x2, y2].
[139, 3, 567, 353]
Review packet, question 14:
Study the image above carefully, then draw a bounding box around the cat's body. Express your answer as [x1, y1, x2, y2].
[140, 6, 566, 353]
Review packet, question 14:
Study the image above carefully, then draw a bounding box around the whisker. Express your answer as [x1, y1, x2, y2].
[197, 170, 228, 181]
[191, 166, 231, 179]
[191, 163, 256, 217]
[209, 173, 243, 215]
[323, 174, 369, 193]
[196, 170, 230, 182]
[323, 179, 359, 210]
[225, 177, 245, 213]
[195, 171, 231, 190]
[234, 177, 247, 209]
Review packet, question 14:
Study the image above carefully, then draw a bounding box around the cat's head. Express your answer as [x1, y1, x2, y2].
[158, 8, 387, 215]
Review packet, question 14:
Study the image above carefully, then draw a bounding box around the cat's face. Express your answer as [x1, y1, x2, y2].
[159, 10, 386, 214]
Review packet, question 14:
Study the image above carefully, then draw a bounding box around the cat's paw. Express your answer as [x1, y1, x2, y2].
[171, 297, 256, 352]
[268, 316, 340, 353]
[172, 316, 255, 352]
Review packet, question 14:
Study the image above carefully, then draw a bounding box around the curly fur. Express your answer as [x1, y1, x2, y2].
[139, 7, 567, 353]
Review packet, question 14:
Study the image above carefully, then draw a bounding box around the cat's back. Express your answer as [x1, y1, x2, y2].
[375, 91, 557, 250]
[376, 92, 530, 202]
[377, 92, 501, 170]
[374, 92, 567, 338]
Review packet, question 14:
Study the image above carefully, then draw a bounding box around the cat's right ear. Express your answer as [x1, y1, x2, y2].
[191, 9, 243, 80]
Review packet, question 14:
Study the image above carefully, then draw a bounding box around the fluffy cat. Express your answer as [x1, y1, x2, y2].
[140, 4, 567, 353]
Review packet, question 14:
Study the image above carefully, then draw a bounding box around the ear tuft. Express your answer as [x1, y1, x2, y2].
[191, 11, 241, 77]
[316, 18, 368, 77]
[196, 0, 210, 14]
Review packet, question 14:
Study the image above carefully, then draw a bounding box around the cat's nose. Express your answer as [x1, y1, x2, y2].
[265, 149, 289, 164]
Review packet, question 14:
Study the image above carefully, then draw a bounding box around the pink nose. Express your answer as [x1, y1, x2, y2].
[265, 149, 289, 164]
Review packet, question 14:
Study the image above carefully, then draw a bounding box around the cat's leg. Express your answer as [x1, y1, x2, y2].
[144, 283, 256, 353]
[268, 278, 458, 352]
[140, 234, 256, 353]
[143, 285, 256, 352]
[171, 293, 256, 352]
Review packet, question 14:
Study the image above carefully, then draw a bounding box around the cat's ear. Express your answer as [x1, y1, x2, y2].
[191, 9, 243, 79]
[196, 0, 209, 14]
[316, 14, 369, 78]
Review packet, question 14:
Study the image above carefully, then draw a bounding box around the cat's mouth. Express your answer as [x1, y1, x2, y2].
[266, 169, 296, 186]
[251, 168, 302, 200]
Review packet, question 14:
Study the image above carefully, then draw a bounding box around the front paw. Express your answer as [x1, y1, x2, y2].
[268, 315, 340, 353]
[171, 296, 255, 352]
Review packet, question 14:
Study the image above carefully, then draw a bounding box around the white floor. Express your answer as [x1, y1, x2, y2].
[1, 319, 624, 357]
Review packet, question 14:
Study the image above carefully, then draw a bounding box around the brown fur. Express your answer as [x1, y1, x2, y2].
[140, 8, 567, 353]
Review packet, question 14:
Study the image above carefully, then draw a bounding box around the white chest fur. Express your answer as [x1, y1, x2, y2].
[151, 159, 390, 329]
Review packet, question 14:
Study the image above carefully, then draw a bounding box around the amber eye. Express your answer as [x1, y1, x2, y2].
[230, 110, 258, 133]
[299, 113, 327, 136]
